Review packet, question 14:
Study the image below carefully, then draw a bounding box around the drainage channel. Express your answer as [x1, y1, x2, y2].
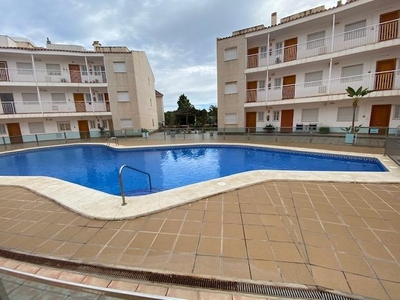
[0, 248, 360, 300]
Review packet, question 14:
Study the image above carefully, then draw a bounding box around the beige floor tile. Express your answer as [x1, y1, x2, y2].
[129, 232, 155, 249]
[166, 253, 195, 273]
[102, 220, 126, 230]
[206, 202, 223, 212]
[167, 209, 187, 220]
[160, 220, 182, 234]
[329, 235, 363, 255]
[180, 221, 202, 235]
[336, 252, 375, 276]
[36, 267, 63, 279]
[52, 242, 82, 257]
[119, 248, 147, 267]
[18, 236, 47, 252]
[277, 262, 314, 285]
[311, 266, 350, 294]
[95, 246, 124, 264]
[223, 202, 240, 213]
[193, 255, 222, 277]
[357, 240, 395, 261]
[240, 203, 259, 214]
[241, 213, 263, 225]
[150, 233, 177, 252]
[108, 279, 139, 292]
[71, 243, 103, 260]
[198, 291, 232, 300]
[34, 239, 64, 254]
[197, 237, 221, 256]
[108, 230, 137, 248]
[222, 212, 242, 224]
[256, 204, 279, 215]
[298, 218, 324, 233]
[87, 228, 118, 245]
[52, 225, 81, 241]
[307, 247, 341, 270]
[82, 275, 111, 287]
[345, 273, 389, 299]
[173, 235, 199, 253]
[1, 235, 29, 249]
[349, 227, 380, 243]
[141, 218, 164, 232]
[202, 222, 222, 237]
[223, 223, 244, 239]
[264, 227, 293, 243]
[295, 208, 317, 219]
[368, 259, 400, 282]
[260, 215, 285, 227]
[364, 218, 394, 231]
[249, 260, 282, 282]
[303, 231, 330, 248]
[385, 244, 400, 262]
[69, 227, 99, 244]
[271, 242, 305, 263]
[204, 211, 223, 223]
[381, 280, 400, 300]
[246, 240, 274, 260]
[373, 230, 400, 246]
[333, 205, 358, 216]
[341, 215, 368, 228]
[122, 218, 147, 231]
[58, 271, 86, 283]
[167, 287, 199, 299]
[141, 251, 170, 270]
[243, 225, 268, 241]
[316, 211, 341, 223]
[222, 257, 250, 279]
[223, 239, 247, 258]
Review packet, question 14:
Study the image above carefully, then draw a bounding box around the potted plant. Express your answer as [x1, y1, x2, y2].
[344, 86, 373, 145]
[141, 128, 149, 138]
[263, 124, 275, 133]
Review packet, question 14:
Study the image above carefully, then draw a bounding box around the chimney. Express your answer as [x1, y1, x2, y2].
[337, 0, 342, 6]
[92, 40, 101, 50]
[271, 12, 277, 26]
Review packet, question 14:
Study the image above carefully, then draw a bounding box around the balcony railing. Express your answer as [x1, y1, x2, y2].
[246, 18, 399, 69]
[0, 100, 110, 115]
[245, 69, 400, 103]
[0, 68, 107, 84]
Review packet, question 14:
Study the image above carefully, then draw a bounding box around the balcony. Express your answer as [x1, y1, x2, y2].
[246, 18, 399, 69]
[0, 68, 107, 85]
[245, 70, 400, 104]
[0, 100, 111, 115]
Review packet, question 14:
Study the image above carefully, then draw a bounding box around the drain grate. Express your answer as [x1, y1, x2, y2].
[0, 248, 359, 300]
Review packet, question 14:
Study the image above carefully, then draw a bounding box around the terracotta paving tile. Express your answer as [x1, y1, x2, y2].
[167, 209, 187, 220]
[336, 252, 375, 276]
[129, 232, 156, 249]
[381, 280, 400, 300]
[243, 225, 268, 241]
[364, 218, 394, 231]
[141, 251, 170, 270]
[71, 243, 103, 260]
[58, 271, 86, 283]
[311, 266, 350, 294]
[307, 247, 341, 270]
[108, 279, 139, 292]
[180, 221, 202, 235]
[197, 237, 221, 256]
[259, 215, 285, 228]
[246, 240, 274, 260]
[107, 230, 137, 248]
[193, 255, 222, 277]
[69, 216, 91, 227]
[198, 291, 232, 300]
[167, 287, 199, 299]
[328, 235, 363, 255]
[52, 242, 82, 257]
[15, 263, 40, 274]
[373, 230, 400, 246]
[16, 236, 47, 252]
[241, 213, 263, 225]
[206, 202, 223, 211]
[173, 235, 199, 253]
[82, 275, 111, 287]
[357, 240, 395, 261]
[187, 201, 207, 211]
[222, 239, 247, 259]
[6, 220, 35, 234]
[159, 220, 182, 234]
[0, 259, 21, 269]
[346, 273, 389, 299]
[302, 231, 330, 248]
[95, 246, 124, 264]
[136, 284, 168, 296]
[204, 211, 223, 223]
[150, 233, 177, 252]
[341, 215, 368, 228]
[121, 218, 147, 231]
[166, 253, 195, 273]
[223, 223, 244, 239]
[36, 267, 63, 279]
[249, 259, 282, 282]
[69, 227, 100, 243]
[202, 222, 222, 237]
[222, 257, 251, 279]
[1, 235, 28, 249]
[368, 259, 400, 282]
[223, 212, 242, 224]
[140, 218, 164, 232]
[102, 220, 126, 230]
[277, 262, 314, 285]
[223, 202, 240, 213]
[271, 242, 305, 263]
[86, 228, 118, 245]
[34, 239, 64, 254]
[119, 248, 147, 267]
[20, 222, 51, 237]
[52, 225, 81, 241]
[86, 219, 107, 228]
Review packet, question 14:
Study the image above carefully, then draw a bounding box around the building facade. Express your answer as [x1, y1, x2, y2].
[0, 36, 160, 144]
[217, 0, 400, 135]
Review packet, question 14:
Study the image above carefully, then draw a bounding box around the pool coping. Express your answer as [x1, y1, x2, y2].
[1, 142, 399, 220]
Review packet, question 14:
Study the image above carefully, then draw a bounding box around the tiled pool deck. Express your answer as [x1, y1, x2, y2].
[0, 138, 400, 299]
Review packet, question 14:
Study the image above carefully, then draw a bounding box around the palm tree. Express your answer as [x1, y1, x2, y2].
[345, 86, 373, 141]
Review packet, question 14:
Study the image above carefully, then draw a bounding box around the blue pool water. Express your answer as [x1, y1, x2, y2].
[0, 144, 386, 195]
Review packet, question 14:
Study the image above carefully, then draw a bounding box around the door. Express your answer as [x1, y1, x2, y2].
[282, 75, 296, 99]
[7, 123, 23, 144]
[246, 81, 257, 102]
[104, 92, 110, 112]
[101, 66, 107, 83]
[379, 11, 399, 42]
[73, 93, 86, 112]
[284, 37, 297, 62]
[78, 120, 89, 139]
[0, 93, 15, 114]
[281, 110, 294, 133]
[69, 64, 82, 83]
[369, 105, 391, 135]
[0, 61, 9, 81]
[247, 47, 258, 68]
[375, 59, 396, 90]
[246, 112, 257, 133]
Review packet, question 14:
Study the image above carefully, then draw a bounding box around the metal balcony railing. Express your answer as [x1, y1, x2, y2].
[246, 18, 399, 69]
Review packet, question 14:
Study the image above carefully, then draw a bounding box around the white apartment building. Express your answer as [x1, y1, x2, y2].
[0, 36, 160, 144]
[217, 0, 400, 135]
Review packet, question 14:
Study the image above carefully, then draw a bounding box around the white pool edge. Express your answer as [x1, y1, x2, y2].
[1, 142, 399, 220]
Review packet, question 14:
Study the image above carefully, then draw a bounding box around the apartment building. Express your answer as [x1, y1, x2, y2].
[217, 0, 400, 135]
[0, 36, 160, 144]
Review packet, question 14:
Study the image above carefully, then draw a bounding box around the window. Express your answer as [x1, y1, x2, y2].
[260, 46, 267, 58]
[120, 118, 133, 128]
[337, 107, 359, 122]
[102, 120, 108, 129]
[274, 78, 282, 89]
[113, 62, 126, 72]
[273, 111, 280, 121]
[46, 64, 61, 76]
[81, 65, 88, 76]
[117, 91, 130, 102]
[84, 93, 92, 103]
[224, 47, 238, 61]
[258, 80, 266, 91]
[28, 122, 45, 134]
[16, 62, 33, 75]
[301, 108, 319, 122]
[22, 93, 39, 105]
[0, 124, 6, 135]
[89, 120, 96, 129]
[257, 112, 264, 122]
[344, 20, 366, 41]
[94, 65, 101, 75]
[57, 121, 71, 131]
[97, 93, 104, 103]
[393, 105, 400, 119]
[51, 93, 66, 104]
[224, 113, 237, 124]
[341, 64, 363, 82]
[225, 82, 237, 94]
[304, 71, 323, 87]
[275, 42, 283, 55]
[307, 31, 325, 49]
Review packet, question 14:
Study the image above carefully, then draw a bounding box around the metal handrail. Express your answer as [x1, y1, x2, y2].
[118, 164, 152, 206]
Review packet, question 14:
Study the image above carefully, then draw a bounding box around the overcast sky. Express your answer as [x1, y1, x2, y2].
[1, 0, 339, 111]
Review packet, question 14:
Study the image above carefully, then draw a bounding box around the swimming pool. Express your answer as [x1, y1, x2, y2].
[0, 144, 386, 196]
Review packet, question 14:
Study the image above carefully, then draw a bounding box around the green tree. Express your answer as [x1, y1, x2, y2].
[345, 86, 373, 144]
[208, 105, 218, 125]
[176, 94, 195, 125]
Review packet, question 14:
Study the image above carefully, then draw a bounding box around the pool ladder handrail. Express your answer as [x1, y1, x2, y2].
[118, 164, 152, 206]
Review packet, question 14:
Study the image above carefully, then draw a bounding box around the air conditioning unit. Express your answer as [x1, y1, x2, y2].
[318, 46, 327, 55]
[318, 86, 327, 93]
